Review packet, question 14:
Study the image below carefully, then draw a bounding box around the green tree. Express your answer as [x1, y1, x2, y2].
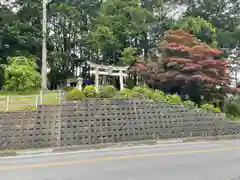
[120, 47, 138, 65]
[0, 0, 102, 89]
[87, 0, 153, 65]
[172, 16, 217, 47]
[1, 0, 239, 91]
[47, 0, 102, 88]
[185, 0, 240, 49]
[3, 56, 40, 92]
[0, 0, 42, 60]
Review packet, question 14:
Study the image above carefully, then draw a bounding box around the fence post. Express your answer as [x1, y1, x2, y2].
[6, 96, 9, 111]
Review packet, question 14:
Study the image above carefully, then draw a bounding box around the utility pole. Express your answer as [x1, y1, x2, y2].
[41, 0, 48, 90]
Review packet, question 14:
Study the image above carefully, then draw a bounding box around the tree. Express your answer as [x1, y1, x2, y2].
[44, 0, 101, 88]
[0, 0, 42, 61]
[47, 1, 83, 85]
[1, 0, 239, 92]
[3, 56, 40, 92]
[120, 47, 138, 65]
[0, 0, 104, 89]
[185, 0, 240, 49]
[172, 16, 217, 47]
[87, 0, 153, 65]
[137, 29, 235, 104]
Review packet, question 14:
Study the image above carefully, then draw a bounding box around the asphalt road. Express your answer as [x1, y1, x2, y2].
[1, 140, 240, 180]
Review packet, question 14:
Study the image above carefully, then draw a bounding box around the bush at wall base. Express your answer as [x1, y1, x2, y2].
[99, 85, 117, 98]
[200, 104, 221, 113]
[66, 88, 85, 100]
[65, 85, 221, 113]
[83, 85, 97, 98]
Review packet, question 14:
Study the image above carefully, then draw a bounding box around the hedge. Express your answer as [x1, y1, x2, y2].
[66, 85, 221, 113]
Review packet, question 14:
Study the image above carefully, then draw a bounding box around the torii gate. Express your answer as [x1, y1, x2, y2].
[76, 61, 129, 91]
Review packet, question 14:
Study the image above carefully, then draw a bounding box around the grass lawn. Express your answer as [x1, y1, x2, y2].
[230, 118, 240, 124]
[0, 91, 62, 111]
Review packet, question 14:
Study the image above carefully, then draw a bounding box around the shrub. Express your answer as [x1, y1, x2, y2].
[213, 107, 221, 113]
[200, 103, 214, 110]
[132, 85, 153, 98]
[118, 88, 130, 98]
[3, 56, 40, 92]
[183, 100, 195, 107]
[66, 88, 85, 100]
[166, 94, 182, 104]
[99, 85, 117, 98]
[83, 85, 97, 98]
[223, 97, 240, 117]
[151, 90, 166, 102]
[64, 85, 220, 114]
[200, 103, 221, 113]
[119, 88, 137, 99]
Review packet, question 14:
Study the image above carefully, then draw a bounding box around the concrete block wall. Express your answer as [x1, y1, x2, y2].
[0, 105, 60, 149]
[0, 99, 240, 149]
[59, 100, 232, 146]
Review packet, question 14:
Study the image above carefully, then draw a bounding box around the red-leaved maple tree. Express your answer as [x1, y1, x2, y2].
[132, 29, 238, 102]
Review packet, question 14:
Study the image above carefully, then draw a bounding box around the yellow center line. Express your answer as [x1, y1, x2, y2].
[1, 146, 240, 171]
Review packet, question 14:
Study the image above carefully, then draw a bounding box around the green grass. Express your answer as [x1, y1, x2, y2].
[0, 91, 61, 111]
[0, 149, 17, 156]
[230, 117, 240, 124]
